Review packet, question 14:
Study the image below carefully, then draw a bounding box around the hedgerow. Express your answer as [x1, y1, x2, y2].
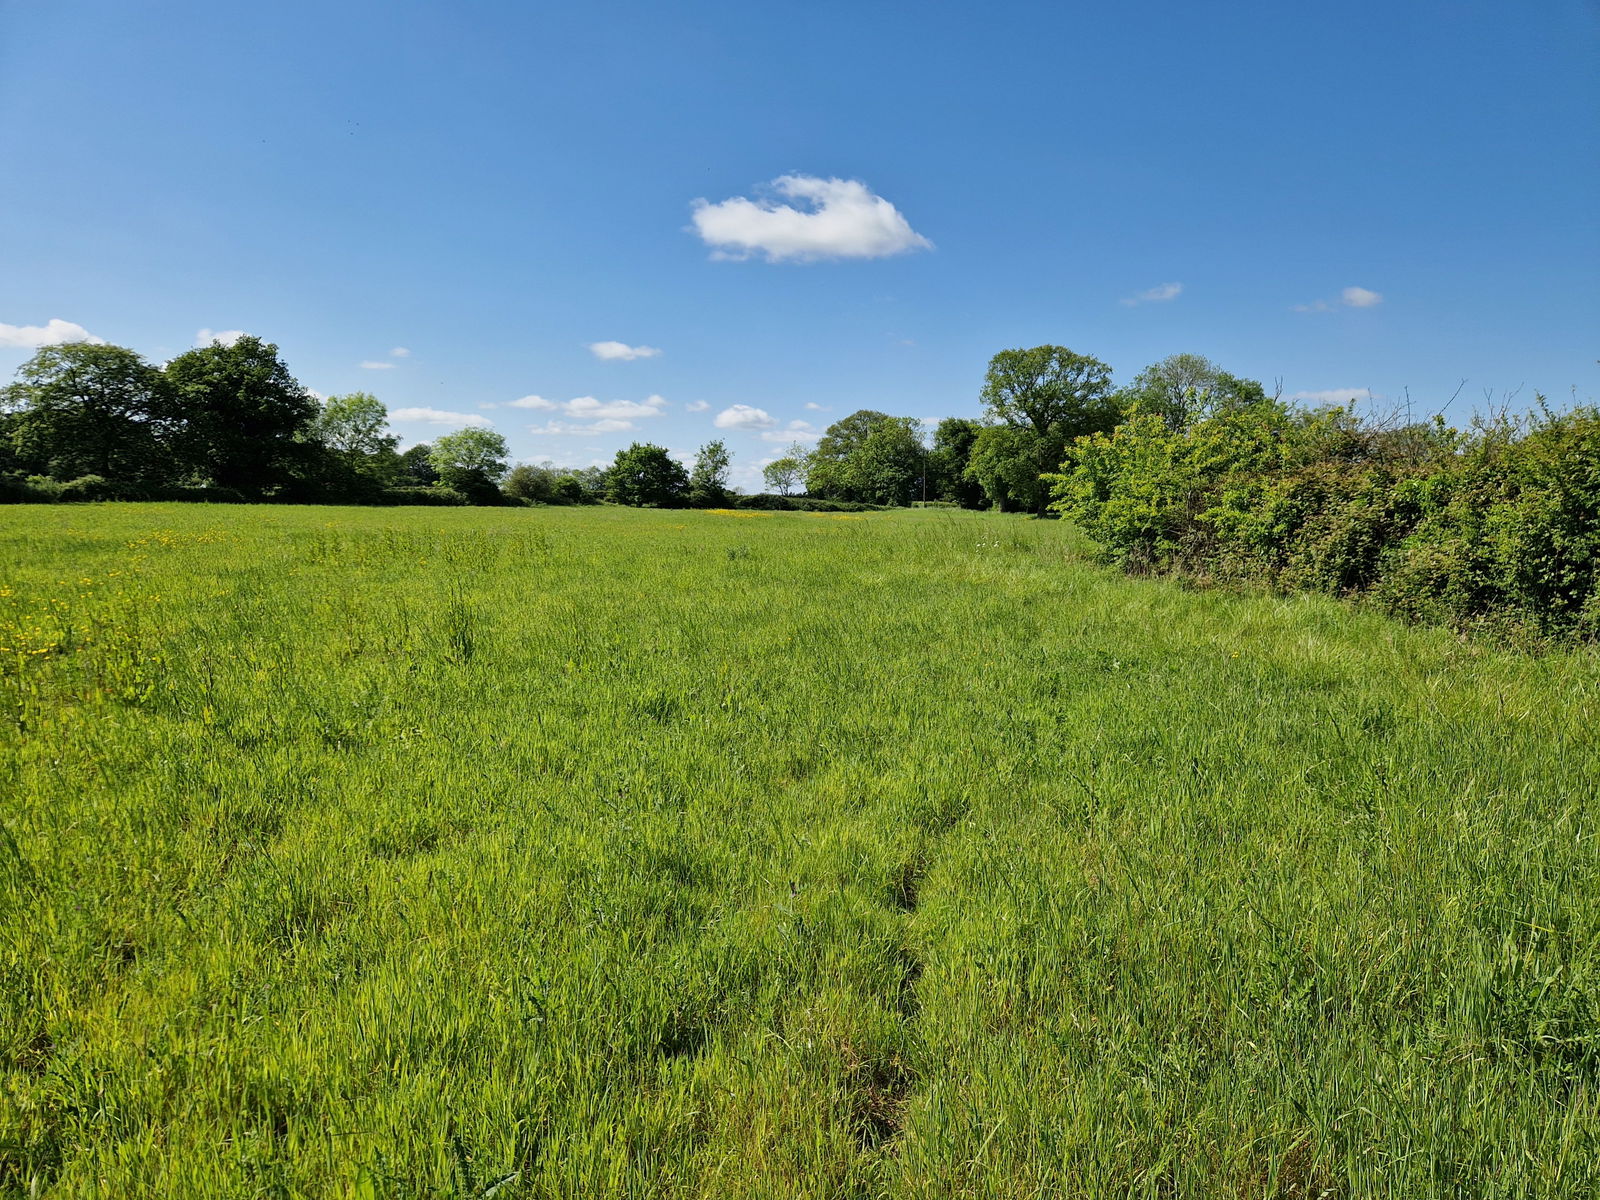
[1051, 399, 1600, 641]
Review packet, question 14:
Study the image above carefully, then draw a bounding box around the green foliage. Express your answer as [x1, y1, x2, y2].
[964, 424, 1059, 514]
[427, 428, 511, 502]
[762, 448, 808, 495]
[927, 418, 986, 508]
[606, 442, 689, 506]
[970, 346, 1122, 514]
[1115, 353, 1268, 431]
[688, 439, 732, 507]
[397, 443, 440, 486]
[1, 343, 172, 482]
[375, 485, 469, 506]
[732, 493, 883, 512]
[503, 462, 600, 505]
[162, 336, 321, 495]
[1053, 397, 1600, 640]
[979, 345, 1118, 438]
[5, 504, 1600, 1195]
[807, 411, 926, 504]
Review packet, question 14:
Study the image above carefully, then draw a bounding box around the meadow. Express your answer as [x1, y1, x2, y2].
[4, 503, 1600, 1198]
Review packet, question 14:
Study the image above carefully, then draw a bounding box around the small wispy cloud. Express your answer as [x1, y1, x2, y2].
[1290, 387, 1377, 405]
[529, 418, 641, 435]
[588, 340, 662, 361]
[196, 328, 246, 347]
[390, 407, 494, 429]
[1, 318, 106, 348]
[714, 404, 778, 430]
[1295, 285, 1384, 313]
[359, 360, 396, 370]
[691, 174, 932, 263]
[804, 401, 830, 412]
[1120, 282, 1183, 307]
[390, 346, 411, 358]
[686, 400, 710, 413]
[760, 420, 819, 444]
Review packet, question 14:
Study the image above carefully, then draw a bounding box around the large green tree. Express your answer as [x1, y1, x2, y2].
[928, 417, 986, 507]
[981, 346, 1118, 438]
[606, 443, 689, 507]
[1117, 353, 1268, 430]
[398, 443, 440, 485]
[163, 335, 320, 494]
[762, 445, 808, 495]
[1, 343, 171, 482]
[688, 439, 731, 506]
[309, 392, 401, 492]
[429, 427, 510, 500]
[976, 346, 1120, 513]
[965, 425, 1054, 513]
[806, 410, 924, 503]
[851, 419, 926, 505]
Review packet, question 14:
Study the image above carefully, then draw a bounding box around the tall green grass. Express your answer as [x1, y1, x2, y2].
[3, 503, 1599, 1197]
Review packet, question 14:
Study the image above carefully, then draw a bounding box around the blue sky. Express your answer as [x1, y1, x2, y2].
[2, 0, 1595, 487]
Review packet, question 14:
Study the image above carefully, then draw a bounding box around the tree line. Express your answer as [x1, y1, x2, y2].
[0, 334, 1284, 515]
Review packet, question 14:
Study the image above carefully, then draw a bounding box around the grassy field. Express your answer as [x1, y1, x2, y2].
[4, 503, 1600, 1198]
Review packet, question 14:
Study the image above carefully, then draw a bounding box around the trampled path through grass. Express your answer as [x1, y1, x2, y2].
[3, 504, 1599, 1197]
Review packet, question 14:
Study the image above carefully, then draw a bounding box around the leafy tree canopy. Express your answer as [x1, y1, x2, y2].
[807, 410, 924, 502]
[1118, 353, 1269, 430]
[762, 448, 808, 495]
[980, 346, 1118, 439]
[429, 427, 510, 497]
[929, 417, 987, 507]
[163, 335, 320, 494]
[965, 424, 1055, 514]
[311, 392, 398, 457]
[689, 439, 731, 506]
[607, 443, 689, 507]
[1, 342, 170, 481]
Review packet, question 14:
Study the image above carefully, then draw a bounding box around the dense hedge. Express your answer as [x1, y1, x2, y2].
[1052, 401, 1600, 642]
[732, 493, 886, 512]
[1, 475, 253, 504]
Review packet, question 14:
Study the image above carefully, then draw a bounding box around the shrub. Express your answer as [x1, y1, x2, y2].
[732, 494, 884, 513]
[376, 486, 469, 506]
[1051, 399, 1600, 642]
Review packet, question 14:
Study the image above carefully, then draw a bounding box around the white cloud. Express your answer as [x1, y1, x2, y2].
[390, 346, 411, 358]
[509, 394, 669, 432]
[686, 400, 710, 413]
[565, 394, 668, 420]
[1294, 285, 1384, 313]
[1120, 282, 1183, 307]
[588, 340, 662, 361]
[1290, 387, 1376, 405]
[390, 407, 494, 429]
[0, 318, 106, 348]
[714, 404, 778, 430]
[760, 419, 819, 444]
[529, 418, 641, 435]
[690, 174, 932, 262]
[359, 360, 397, 370]
[804, 401, 830, 411]
[195, 328, 246, 347]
